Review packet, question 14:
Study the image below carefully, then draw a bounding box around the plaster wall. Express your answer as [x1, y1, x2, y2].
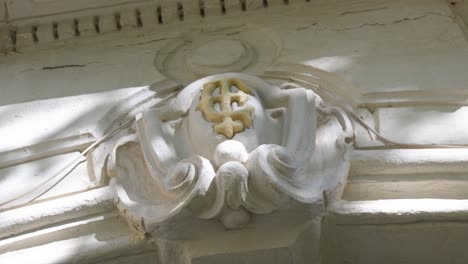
[1, 0, 468, 263]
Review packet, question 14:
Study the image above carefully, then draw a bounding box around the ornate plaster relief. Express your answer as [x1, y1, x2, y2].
[154, 28, 281, 84]
[1, 0, 468, 262]
[107, 72, 353, 233]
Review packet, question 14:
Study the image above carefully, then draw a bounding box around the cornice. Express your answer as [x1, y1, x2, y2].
[0, 0, 311, 54]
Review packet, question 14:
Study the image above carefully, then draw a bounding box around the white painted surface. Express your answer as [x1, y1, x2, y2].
[325, 199, 468, 264]
[0, 133, 95, 168]
[351, 148, 468, 176]
[0, 152, 92, 208]
[1, 0, 468, 263]
[376, 106, 468, 144]
[0, 214, 152, 264]
[0, 0, 466, 104]
[0, 187, 114, 239]
[109, 73, 351, 232]
[0, 87, 148, 151]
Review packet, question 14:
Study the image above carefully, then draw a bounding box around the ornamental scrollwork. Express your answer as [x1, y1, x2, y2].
[106, 73, 353, 234]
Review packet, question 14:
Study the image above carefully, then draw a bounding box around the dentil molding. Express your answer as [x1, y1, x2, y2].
[0, 0, 307, 54]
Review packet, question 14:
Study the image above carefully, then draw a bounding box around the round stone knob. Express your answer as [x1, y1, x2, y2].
[214, 140, 249, 167]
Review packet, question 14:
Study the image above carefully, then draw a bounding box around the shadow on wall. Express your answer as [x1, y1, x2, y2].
[0, 85, 153, 208]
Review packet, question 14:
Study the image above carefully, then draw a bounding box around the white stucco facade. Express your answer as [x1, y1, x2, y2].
[2, 0, 468, 263]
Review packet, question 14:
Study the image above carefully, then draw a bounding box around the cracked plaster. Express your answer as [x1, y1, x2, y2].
[2, 0, 468, 263]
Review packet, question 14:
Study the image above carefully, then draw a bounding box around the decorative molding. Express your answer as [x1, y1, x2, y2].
[0, 0, 301, 53]
[0, 187, 114, 239]
[0, 133, 95, 169]
[106, 72, 353, 233]
[351, 148, 468, 176]
[344, 148, 468, 200]
[154, 27, 282, 84]
[330, 199, 468, 225]
[359, 89, 468, 108]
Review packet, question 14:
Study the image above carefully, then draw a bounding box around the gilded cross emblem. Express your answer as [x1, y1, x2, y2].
[198, 79, 255, 139]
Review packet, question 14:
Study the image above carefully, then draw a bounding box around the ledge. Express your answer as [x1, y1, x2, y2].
[351, 148, 468, 176]
[0, 186, 114, 239]
[330, 199, 468, 225]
